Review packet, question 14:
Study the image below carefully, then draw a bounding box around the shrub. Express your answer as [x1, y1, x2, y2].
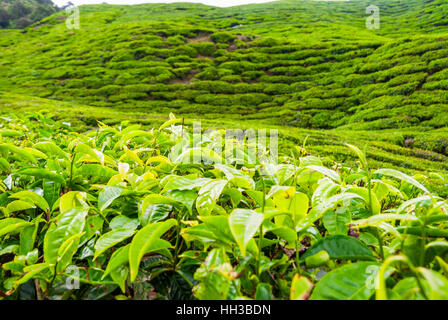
[428, 58, 448, 72]
[42, 68, 73, 80]
[133, 47, 155, 60]
[191, 80, 234, 94]
[252, 37, 280, 47]
[110, 50, 134, 62]
[166, 55, 193, 64]
[174, 45, 198, 58]
[220, 75, 242, 83]
[96, 85, 122, 96]
[114, 73, 137, 85]
[195, 93, 233, 106]
[263, 83, 291, 95]
[83, 76, 107, 89]
[108, 91, 147, 102]
[236, 93, 271, 106]
[241, 71, 265, 81]
[422, 80, 448, 90]
[189, 42, 216, 56]
[196, 67, 233, 81]
[165, 35, 186, 46]
[388, 82, 420, 96]
[121, 84, 154, 93]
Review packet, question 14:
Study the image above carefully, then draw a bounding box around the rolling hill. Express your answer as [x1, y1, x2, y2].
[3, 0, 448, 301]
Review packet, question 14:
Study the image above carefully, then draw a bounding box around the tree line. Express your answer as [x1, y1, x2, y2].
[0, 0, 62, 29]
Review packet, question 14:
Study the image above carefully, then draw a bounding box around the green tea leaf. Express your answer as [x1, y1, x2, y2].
[129, 219, 177, 281]
[0, 218, 33, 238]
[196, 180, 228, 216]
[305, 250, 330, 268]
[57, 232, 84, 273]
[375, 168, 429, 194]
[34, 141, 69, 160]
[346, 144, 368, 169]
[98, 186, 124, 212]
[323, 209, 350, 235]
[306, 165, 341, 183]
[6, 200, 35, 214]
[255, 283, 273, 300]
[0, 143, 37, 163]
[94, 228, 136, 260]
[43, 209, 88, 264]
[43, 180, 61, 210]
[290, 275, 313, 300]
[17, 167, 66, 186]
[418, 268, 448, 300]
[311, 262, 382, 300]
[301, 235, 375, 262]
[11, 190, 49, 212]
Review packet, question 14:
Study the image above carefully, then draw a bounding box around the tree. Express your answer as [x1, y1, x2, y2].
[0, 8, 9, 28]
[9, 2, 31, 20]
[30, 4, 55, 21]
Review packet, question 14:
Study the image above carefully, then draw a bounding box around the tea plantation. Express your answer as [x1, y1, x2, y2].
[1, 1, 448, 185]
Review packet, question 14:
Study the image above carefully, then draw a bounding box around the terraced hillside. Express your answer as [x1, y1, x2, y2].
[0, 0, 447, 181]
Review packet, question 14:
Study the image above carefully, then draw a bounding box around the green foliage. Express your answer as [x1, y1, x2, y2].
[0, 0, 447, 157]
[210, 32, 235, 44]
[1, 0, 448, 301]
[0, 114, 446, 300]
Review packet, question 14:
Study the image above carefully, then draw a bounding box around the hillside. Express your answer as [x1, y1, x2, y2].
[0, 0, 57, 28]
[0, 0, 448, 174]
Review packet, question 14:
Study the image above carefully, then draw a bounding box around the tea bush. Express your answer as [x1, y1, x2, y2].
[0, 113, 448, 300]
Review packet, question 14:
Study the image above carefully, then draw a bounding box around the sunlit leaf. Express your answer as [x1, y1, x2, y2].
[229, 209, 264, 256]
[129, 219, 177, 281]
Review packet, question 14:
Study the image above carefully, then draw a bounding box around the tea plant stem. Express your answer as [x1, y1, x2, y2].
[97, 210, 109, 226]
[49, 264, 58, 290]
[69, 151, 76, 190]
[290, 150, 302, 274]
[290, 149, 298, 186]
[415, 275, 429, 300]
[173, 210, 183, 267]
[419, 213, 428, 266]
[257, 225, 263, 276]
[374, 228, 385, 261]
[367, 168, 384, 261]
[234, 280, 242, 297]
[295, 239, 301, 275]
[406, 260, 429, 300]
[257, 176, 266, 278]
